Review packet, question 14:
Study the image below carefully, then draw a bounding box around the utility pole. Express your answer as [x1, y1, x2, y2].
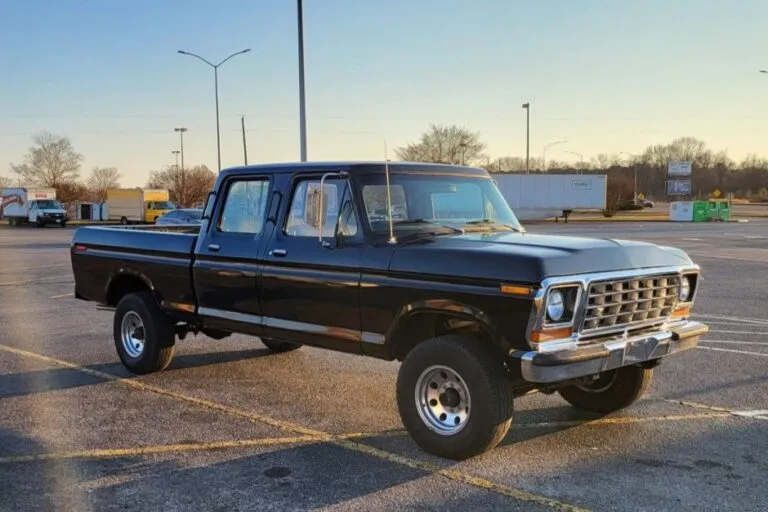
[297, 0, 308, 161]
[174, 127, 187, 207]
[522, 102, 530, 173]
[241, 115, 248, 165]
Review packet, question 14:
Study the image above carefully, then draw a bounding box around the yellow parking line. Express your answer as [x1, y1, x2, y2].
[0, 436, 318, 464]
[0, 344, 586, 512]
[513, 412, 730, 429]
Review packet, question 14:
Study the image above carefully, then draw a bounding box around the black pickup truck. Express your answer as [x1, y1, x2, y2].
[70, 161, 708, 460]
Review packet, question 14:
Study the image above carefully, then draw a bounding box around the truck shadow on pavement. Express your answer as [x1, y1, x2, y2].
[0, 348, 274, 399]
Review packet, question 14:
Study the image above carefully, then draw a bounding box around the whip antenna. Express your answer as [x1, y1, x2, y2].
[384, 140, 396, 244]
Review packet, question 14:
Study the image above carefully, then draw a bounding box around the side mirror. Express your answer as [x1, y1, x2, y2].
[316, 171, 348, 249]
[201, 191, 216, 221]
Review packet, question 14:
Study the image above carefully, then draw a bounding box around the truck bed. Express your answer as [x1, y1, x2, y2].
[71, 224, 201, 311]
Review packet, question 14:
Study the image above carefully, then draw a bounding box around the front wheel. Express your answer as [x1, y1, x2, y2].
[113, 292, 176, 374]
[557, 365, 653, 414]
[396, 335, 515, 461]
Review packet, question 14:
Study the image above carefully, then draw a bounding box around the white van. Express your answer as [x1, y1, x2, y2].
[1, 187, 69, 227]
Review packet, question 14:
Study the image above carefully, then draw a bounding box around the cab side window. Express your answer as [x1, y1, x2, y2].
[285, 178, 343, 238]
[218, 179, 271, 234]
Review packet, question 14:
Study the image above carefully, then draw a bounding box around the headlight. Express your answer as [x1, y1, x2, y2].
[679, 276, 691, 302]
[544, 286, 580, 324]
[546, 290, 565, 322]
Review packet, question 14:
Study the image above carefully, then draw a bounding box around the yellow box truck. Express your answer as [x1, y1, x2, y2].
[106, 188, 176, 224]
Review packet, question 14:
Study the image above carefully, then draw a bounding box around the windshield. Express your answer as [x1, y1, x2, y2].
[358, 172, 523, 235]
[147, 201, 176, 210]
[34, 200, 62, 210]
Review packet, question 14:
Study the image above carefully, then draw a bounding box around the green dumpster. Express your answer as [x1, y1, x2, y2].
[692, 201, 709, 222]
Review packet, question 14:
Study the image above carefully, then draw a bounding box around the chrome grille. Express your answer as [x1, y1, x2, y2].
[581, 274, 680, 334]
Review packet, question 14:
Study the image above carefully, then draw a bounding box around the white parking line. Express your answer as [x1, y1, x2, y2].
[694, 314, 768, 326]
[689, 253, 768, 263]
[48, 293, 74, 299]
[700, 340, 768, 346]
[708, 329, 768, 335]
[697, 346, 768, 357]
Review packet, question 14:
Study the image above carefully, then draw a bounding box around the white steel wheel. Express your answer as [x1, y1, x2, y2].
[415, 365, 471, 435]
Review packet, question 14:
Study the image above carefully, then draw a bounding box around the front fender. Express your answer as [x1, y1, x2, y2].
[383, 298, 512, 359]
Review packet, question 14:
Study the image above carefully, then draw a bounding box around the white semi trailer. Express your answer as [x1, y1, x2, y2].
[491, 174, 607, 221]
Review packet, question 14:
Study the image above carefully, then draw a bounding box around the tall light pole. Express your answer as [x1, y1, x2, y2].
[565, 150, 583, 174]
[522, 102, 530, 173]
[297, 0, 308, 162]
[178, 48, 251, 173]
[542, 139, 567, 172]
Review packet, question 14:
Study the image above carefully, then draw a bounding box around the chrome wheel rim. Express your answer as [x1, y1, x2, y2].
[121, 311, 145, 358]
[415, 365, 471, 435]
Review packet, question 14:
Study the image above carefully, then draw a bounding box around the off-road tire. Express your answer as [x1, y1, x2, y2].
[396, 335, 515, 461]
[260, 338, 302, 353]
[113, 291, 175, 374]
[558, 365, 653, 414]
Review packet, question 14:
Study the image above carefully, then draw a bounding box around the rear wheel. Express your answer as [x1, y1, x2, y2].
[396, 335, 515, 460]
[120, 216, 128, 225]
[113, 292, 175, 374]
[260, 338, 302, 353]
[557, 365, 653, 414]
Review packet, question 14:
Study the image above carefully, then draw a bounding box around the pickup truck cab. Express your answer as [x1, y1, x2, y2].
[70, 161, 708, 460]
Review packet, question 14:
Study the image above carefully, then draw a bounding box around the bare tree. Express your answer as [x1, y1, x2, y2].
[57, 181, 93, 204]
[0, 175, 10, 189]
[87, 167, 122, 201]
[147, 165, 216, 208]
[395, 124, 486, 165]
[9, 132, 83, 187]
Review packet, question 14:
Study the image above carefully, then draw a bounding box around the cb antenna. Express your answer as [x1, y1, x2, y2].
[384, 140, 396, 244]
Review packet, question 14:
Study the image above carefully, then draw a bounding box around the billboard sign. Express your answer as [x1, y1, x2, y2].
[667, 180, 692, 195]
[668, 160, 692, 176]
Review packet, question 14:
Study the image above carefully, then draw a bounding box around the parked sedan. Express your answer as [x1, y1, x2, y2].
[155, 208, 203, 225]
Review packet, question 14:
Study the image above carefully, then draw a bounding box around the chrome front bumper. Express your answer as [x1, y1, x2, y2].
[510, 321, 708, 383]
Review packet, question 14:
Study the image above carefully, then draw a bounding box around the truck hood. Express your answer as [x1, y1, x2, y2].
[388, 231, 694, 284]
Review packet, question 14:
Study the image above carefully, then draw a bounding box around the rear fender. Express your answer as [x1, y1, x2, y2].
[104, 269, 160, 307]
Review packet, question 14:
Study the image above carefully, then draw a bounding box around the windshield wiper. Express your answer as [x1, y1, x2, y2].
[393, 219, 464, 234]
[463, 219, 524, 232]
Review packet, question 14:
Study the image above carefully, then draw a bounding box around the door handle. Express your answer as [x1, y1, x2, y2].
[270, 249, 287, 257]
[208, 244, 221, 252]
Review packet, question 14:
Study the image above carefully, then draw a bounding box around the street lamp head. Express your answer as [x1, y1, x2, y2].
[760, 70, 768, 74]
[178, 50, 189, 55]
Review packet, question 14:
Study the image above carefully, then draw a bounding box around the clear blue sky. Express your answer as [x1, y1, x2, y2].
[2, 0, 767, 186]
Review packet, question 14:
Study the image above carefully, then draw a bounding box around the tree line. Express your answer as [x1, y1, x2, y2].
[1, 131, 215, 207]
[396, 124, 768, 201]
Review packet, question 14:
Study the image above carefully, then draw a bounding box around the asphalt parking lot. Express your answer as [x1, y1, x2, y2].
[1, 220, 766, 512]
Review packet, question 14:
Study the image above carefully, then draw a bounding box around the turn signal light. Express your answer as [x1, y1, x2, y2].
[530, 327, 573, 343]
